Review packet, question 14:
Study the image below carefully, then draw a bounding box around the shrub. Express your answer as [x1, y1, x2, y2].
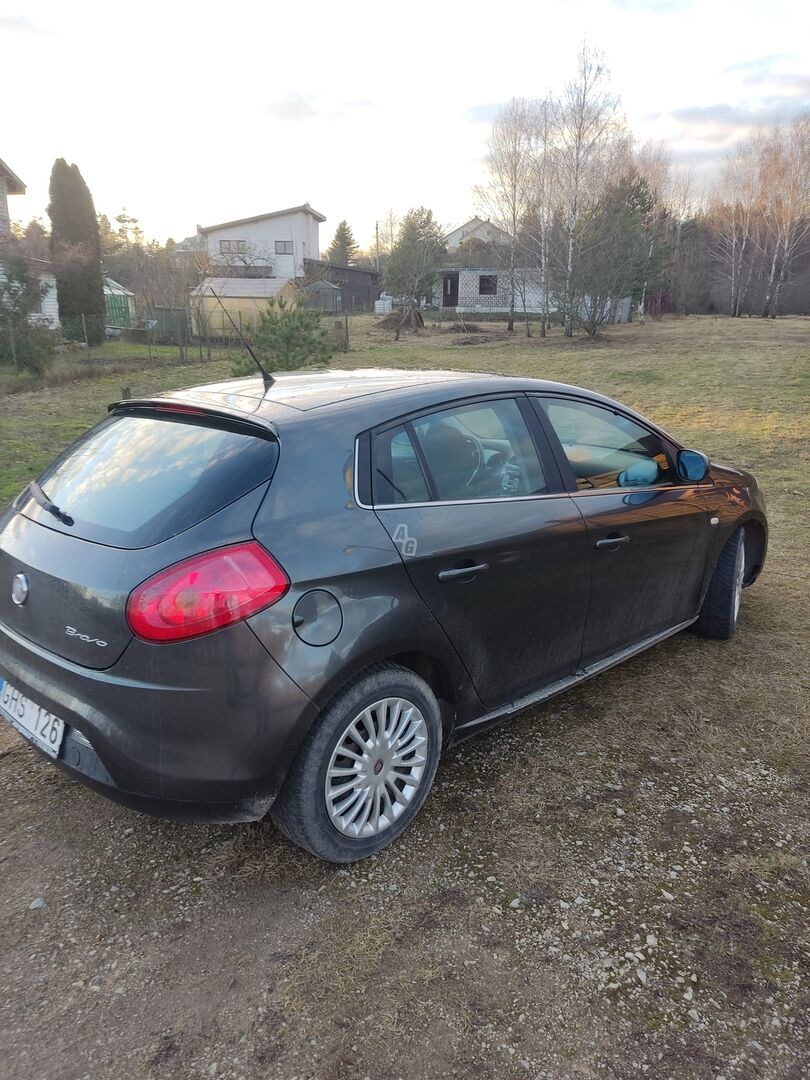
[231, 295, 334, 377]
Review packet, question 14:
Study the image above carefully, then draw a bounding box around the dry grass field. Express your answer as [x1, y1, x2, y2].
[0, 315, 808, 1079]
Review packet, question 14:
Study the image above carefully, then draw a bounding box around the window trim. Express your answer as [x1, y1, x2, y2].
[357, 392, 565, 509]
[529, 393, 685, 496]
[219, 238, 247, 255]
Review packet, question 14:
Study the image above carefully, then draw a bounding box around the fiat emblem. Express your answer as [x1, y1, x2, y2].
[11, 573, 29, 606]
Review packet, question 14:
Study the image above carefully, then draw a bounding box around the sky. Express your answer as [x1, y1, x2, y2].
[2, 0, 809, 250]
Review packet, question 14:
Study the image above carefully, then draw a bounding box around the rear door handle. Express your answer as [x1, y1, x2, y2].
[595, 535, 630, 550]
[437, 563, 489, 582]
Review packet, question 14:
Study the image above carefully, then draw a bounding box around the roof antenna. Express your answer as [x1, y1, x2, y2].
[208, 287, 274, 389]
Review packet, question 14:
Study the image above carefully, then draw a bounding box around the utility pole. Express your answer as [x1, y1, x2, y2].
[375, 221, 380, 274]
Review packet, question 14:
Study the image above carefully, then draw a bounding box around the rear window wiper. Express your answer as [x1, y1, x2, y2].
[26, 480, 74, 527]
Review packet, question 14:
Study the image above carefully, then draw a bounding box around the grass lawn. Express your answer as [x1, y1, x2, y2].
[0, 314, 808, 1077]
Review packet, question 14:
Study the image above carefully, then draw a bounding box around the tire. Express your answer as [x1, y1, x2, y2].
[693, 527, 746, 640]
[271, 664, 442, 862]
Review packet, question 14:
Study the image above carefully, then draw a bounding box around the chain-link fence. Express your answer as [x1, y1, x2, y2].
[0, 318, 60, 375]
[1, 304, 352, 383]
[1, 308, 213, 379]
[59, 309, 196, 359]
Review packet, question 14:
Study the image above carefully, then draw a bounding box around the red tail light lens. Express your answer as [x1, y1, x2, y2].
[127, 542, 289, 643]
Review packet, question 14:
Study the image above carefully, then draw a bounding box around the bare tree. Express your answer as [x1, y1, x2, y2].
[711, 135, 765, 316]
[216, 241, 277, 277]
[634, 141, 672, 319]
[529, 96, 556, 336]
[758, 115, 810, 317]
[551, 45, 622, 336]
[475, 98, 535, 332]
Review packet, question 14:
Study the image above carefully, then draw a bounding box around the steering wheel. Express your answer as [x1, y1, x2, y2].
[462, 435, 484, 487]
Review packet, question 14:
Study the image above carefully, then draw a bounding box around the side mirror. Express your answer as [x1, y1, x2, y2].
[677, 448, 710, 483]
[617, 458, 659, 487]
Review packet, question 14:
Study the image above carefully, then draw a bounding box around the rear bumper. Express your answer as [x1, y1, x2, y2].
[0, 617, 317, 821]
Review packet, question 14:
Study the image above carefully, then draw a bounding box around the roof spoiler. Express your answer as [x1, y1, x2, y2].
[107, 397, 280, 440]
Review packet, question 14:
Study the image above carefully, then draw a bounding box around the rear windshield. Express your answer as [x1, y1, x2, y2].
[31, 412, 278, 548]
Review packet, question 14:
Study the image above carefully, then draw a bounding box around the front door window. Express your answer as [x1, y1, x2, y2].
[539, 398, 675, 490]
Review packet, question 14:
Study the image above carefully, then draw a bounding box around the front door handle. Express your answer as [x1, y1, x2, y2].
[437, 562, 489, 582]
[595, 535, 630, 550]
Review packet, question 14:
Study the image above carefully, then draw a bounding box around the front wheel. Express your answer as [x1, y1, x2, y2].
[693, 528, 746, 640]
[271, 665, 442, 862]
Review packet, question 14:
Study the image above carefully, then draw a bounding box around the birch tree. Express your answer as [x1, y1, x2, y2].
[758, 116, 810, 317]
[711, 137, 762, 316]
[552, 46, 621, 336]
[475, 98, 535, 333]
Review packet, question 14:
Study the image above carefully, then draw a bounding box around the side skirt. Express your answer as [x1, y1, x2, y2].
[451, 617, 698, 743]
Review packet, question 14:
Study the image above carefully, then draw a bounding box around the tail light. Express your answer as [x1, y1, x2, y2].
[127, 542, 289, 643]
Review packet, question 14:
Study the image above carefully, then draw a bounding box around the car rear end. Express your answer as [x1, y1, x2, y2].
[0, 401, 316, 821]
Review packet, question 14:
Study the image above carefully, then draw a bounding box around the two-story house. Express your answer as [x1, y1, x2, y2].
[192, 203, 327, 335]
[198, 203, 325, 278]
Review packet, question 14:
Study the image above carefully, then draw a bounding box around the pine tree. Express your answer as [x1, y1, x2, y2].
[383, 207, 445, 307]
[48, 159, 106, 342]
[232, 295, 334, 376]
[325, 220, 359, 265]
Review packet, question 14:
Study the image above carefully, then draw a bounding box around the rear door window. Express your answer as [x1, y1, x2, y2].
[28, 413, 279, 548]
[373, 426, 431, 504]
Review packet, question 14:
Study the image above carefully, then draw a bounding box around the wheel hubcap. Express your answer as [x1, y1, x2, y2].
[325, 697, 428, 839]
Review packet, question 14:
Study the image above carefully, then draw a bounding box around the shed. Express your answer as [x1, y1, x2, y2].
[302, 280, 341, 313]
[104, 277, 136, 327]
[190, 276, 296, 338]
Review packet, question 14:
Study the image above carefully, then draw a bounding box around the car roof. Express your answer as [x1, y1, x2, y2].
[115, 367, 676, 443]
[139, 368, 592, 417]
[163, 368, 496, 414]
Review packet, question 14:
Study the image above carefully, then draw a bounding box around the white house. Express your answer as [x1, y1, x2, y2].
[445, 217, 511, 253]
[0, 158, 59, 326]
[438, 265, 632, 323]
[439, 266, 546, 314]
[196, 203, 325, 279]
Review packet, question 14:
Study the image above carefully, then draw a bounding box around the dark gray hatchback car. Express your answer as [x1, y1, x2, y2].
[0, 369, 767, 861]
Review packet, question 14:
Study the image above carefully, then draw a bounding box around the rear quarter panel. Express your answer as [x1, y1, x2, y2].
[248, 411, 481, 722]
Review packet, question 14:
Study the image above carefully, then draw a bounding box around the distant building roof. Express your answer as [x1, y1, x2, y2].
[0, 159, 25, 195]
[199, 203, 327, 234]
[191, 277, 290, 299]
[104, 276, 134, 297]
[174, 234, 207, 251]
[305, 258, 380, 281]
[445, 217, 486, 237]
[445, 218, 511, 246]
[303, 280, 340, 291]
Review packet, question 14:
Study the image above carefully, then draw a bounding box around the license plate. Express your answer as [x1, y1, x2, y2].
[0, 677, 65, 758]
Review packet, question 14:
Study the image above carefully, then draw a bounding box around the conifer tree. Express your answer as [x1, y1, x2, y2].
[325, 220, 359, 265]
[48, 158, 105, 341]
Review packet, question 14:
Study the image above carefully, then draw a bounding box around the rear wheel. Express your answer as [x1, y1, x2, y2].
[693, 528, 746, 640]
[271, 665, 442, 862]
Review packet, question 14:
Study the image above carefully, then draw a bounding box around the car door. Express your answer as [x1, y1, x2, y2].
[532, 394, 712, 666]
[370, 395, 591, 709]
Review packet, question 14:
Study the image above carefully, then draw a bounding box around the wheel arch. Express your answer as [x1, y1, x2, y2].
[740, 515, 768, 585]
[305, 640, 479, 740]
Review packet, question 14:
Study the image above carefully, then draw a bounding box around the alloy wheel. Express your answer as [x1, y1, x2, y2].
[325, 697, 428, 838]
